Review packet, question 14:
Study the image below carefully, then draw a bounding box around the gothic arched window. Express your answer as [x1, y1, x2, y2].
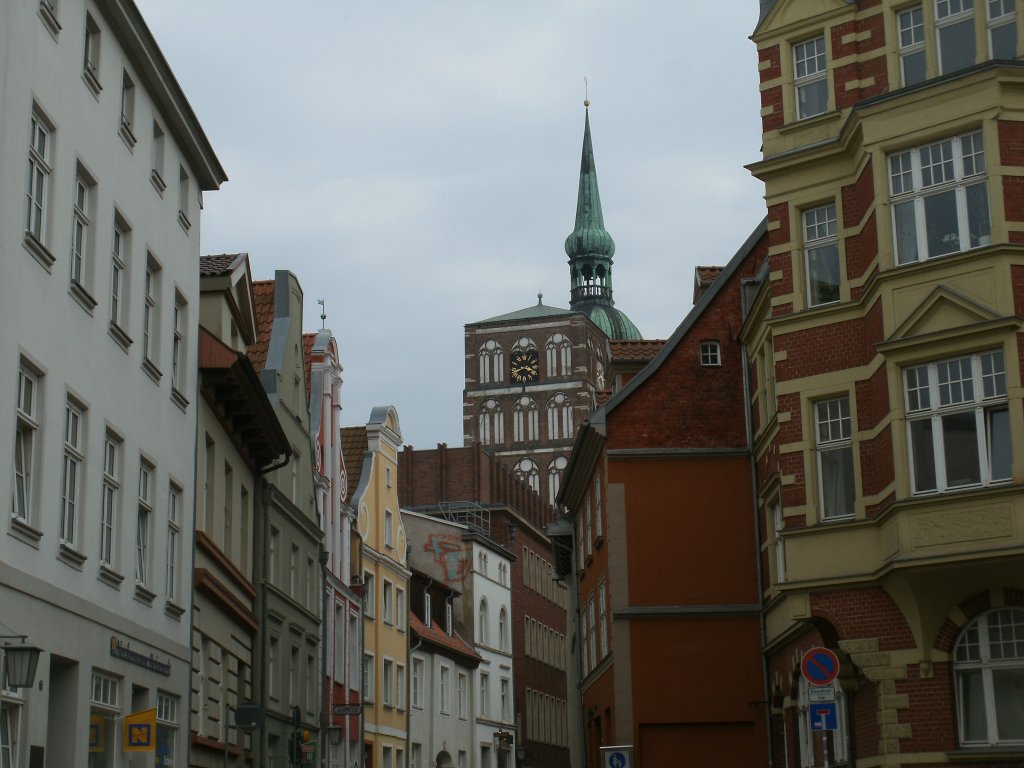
[547, 393, 574, 440]
[479, 399, 503, 446]
[478, 598, 489, 645]
[479, 340, 503, 384]
[514, 457, 540, 494]
[547, 456, 568, 506]
[512, 397, 539, 443]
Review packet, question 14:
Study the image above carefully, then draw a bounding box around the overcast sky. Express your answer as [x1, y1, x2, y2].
[136, 0, 768, 449]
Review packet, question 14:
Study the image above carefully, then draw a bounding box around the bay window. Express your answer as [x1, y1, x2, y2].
[955, 608, 1024, 745]
[905, 349, 1010, 493]
[937, 0, 977, 73]
[890, 131, 990, 265]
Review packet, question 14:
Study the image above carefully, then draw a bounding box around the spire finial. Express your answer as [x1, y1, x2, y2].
[317, 298, 326, 329]
[537, 292, 543, 305]
[583, 76, 590, 108]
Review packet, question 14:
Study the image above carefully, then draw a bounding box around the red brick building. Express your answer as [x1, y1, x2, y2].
[555, 222, 770, 767]
[748, 1, 1024, 765]
[400, 444, 572, 768]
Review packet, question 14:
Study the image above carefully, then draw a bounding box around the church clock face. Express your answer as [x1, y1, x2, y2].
[510, 349, 539, 383]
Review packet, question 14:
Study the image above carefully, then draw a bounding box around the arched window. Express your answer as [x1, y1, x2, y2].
[499, 607, 509, 651]
[479, 400, 503, 446]
[954, 608, 1024, 745]
[479, 340, 502, 384]
[512, 397, 539, 443]
[514, 458, 540, 494]
[548, 456, 568, 506]
[545, 334, 573, 377]
[547, 393, 573, 440]
[478, 598, 489, 645]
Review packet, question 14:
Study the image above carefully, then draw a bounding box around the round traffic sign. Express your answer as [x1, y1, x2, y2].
[800, 647, 840, 686]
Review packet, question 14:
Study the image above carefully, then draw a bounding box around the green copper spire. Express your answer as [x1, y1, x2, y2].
[563, 104, 642, 340]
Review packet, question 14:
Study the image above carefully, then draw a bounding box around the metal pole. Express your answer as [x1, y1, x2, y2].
[821, 711, 829, 768]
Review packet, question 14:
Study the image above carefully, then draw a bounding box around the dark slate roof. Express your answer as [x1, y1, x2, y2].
[200, 253, 244, 277]
[248, 280, 275, 373]
[475, 297, 574, 325]
[301, 332, 316, 402]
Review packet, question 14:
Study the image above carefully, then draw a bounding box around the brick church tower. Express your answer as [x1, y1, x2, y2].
[463, 105, 641, 505]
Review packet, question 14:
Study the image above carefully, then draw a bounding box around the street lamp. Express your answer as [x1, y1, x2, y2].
[1, 636, 42, 690]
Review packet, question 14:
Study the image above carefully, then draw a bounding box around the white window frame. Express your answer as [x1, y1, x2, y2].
[83, 14, 100, 88]
[396, 663, 406, 711]
[143, 258, 159, 365]
[60, 400, 85, 546]
[772, 502, 786, 584]
[598, 580, 608, 658]
[815, 396, 856, 520]
[110, 220, 128, 328]
[71, 171, 93, 286]
[384, 509, 394, 548]
[411, 657, 423, 709]
[136, 461, 153, 586]
[479, 672, 490, 718]
[515, 457, 540, 494]
[898, 5, 927, 86]
[383, 580, 394, 625]
[904, 349, 1010, 493]
[100, 433, 120, 566]
[362, 653, 374, 703]
[439, 665, 450, 715]
[382, 658, 394, 707]
[804, 204, 841, 307]
[25, 111, 52, 247]
[457, 671, 467, 718]
[699, 341, 721, 366]
[954, 607, 1024, 745]
[172, 294, 186, 392]
[12, 368, 39, 524]
[988, 0, 1017, 58]
[936, 0, 978, 74]
[793, 35, 828, 120]
[478, 599, 489, 645]
[890, 131, 989, 265]
[167, 483, 181, 600]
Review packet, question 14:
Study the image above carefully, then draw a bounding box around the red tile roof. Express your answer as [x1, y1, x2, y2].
[249, 280, 275, 372]
[409, 613, 481, 665]
[609, 339, 664, 362]
[341, 426, 368, 498]
[694, 265, 725, 304]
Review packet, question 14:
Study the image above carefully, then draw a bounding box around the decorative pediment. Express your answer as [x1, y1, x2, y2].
[756, 0, 854, 39]
[887, 286, 1002, 344]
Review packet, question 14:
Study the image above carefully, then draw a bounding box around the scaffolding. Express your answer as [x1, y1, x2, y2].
[436, 501, 491, 536]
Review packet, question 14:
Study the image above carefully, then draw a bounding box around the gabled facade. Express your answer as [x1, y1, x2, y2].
[193, 253, 289, 766]
[556, 222, 770, 768]
[305, 329, 363, 768]
[748, 0, 1024, 764]
[400, 444, 572, 768]
[344, 407, 410, 768]
[249, 272, 322, 765]
[0, 0, 224, 765]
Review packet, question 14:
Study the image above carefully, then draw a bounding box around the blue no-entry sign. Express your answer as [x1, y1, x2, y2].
[801, 647, 840, 686]
[809, 702, 838, 731]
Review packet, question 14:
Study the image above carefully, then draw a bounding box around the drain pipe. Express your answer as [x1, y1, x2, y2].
[742, 343, 774, 768]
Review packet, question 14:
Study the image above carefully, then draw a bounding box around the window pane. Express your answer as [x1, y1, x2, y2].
[894, 200, 919, 264]
[902, 50, 927, 85]
[808, 243, 841, 305]
[820, 446, 855, 518]
[958, 668, 988, 742]
[993, 668, 1024, 740]
[991, 19, 1017, 57]
[942, 411, 981, 486]
[910, 419, 938, 492]
[966, 182, 991, 247]
[989, 406, 1012, 480]
[939, 18, 977, 73]
[798, 79, 828, 119]
[924, 189, 961, 256]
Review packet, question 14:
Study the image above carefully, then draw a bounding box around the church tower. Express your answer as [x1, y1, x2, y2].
[462, 106, 641, 504]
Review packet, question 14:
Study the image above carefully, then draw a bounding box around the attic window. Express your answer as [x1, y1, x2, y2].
[700, 341, 721, 367]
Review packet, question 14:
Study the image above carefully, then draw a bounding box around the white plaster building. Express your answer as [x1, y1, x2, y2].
[0, 0, 224, 765]
[404, 512, 516, 768]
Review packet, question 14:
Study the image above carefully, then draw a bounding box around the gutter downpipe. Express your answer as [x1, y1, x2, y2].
[742, 343, 774, 768]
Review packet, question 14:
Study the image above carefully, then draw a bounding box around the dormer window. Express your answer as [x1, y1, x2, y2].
[794, 36, 827, 119]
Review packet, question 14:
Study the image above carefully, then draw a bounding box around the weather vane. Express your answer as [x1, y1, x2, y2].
[317, 298, 326, 329]
[584, 76, 590, 108]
